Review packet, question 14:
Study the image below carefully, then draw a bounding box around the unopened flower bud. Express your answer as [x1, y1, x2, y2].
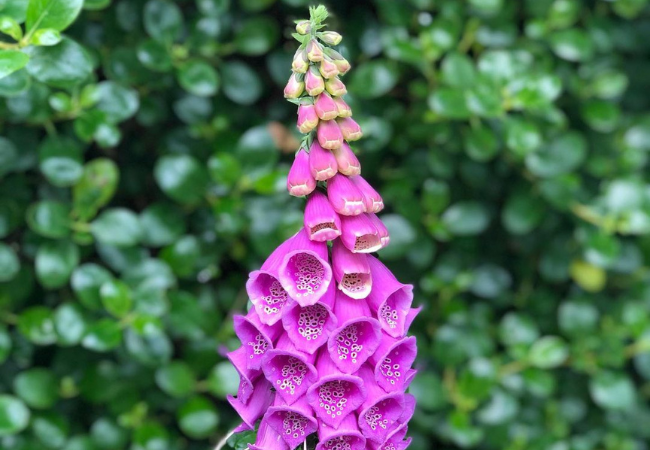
[337, 117, 362, 141]
[297, 104, 319, 134]
[332, 96, 352, 118]
[325, 48, 351, 75]
[287, 149, 316, 196]
[332, 142, 361, 176]
[317, 120, 343, 150]
[305, 66, 325, 96]
[306, 39, 324, 62]
[291, 48, 309, 73]
[314, 93, 339, 121]
[325, 77, 347, 96]
[283, 73, 304, 99]
[309, 141, 338, 181]
[319, 31, 343, 46]
[296, 20, 310, 35]
[318, 57, 339, 79]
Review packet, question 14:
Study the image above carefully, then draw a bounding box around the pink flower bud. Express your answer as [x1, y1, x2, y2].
[305, 66, 325, 96]
[318, 57, 339, 79]
[297, 104, 319, 134]
[283, 73, 304, 99]
[368, 212, 389, 248]
[291, 48, 309, 73]
[306, 39, 324, 62]
[309, 141, 338, 181]
[332, 142, 361, 176]
[296, 20, 310, 35]
[332, 96, 352, 118]
[327, 173, 366, 216]
[351, 176, 384, 213]
[287, 149, 316, 196]
[317, 120, 343, 150]
[314, 93, 339, 121]
[325, 77, 347, 96]
[319, 31, 342, 46]
[333, 57, 351, 75]
[337, 117, 362, 141]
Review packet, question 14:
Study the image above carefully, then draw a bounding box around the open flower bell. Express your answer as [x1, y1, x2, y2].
[228, 6, 418, 449]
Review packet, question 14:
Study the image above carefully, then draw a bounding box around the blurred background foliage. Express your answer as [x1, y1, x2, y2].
[1, 0, 650, 449]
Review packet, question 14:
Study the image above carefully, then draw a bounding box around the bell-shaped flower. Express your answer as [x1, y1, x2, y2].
[284, 73, 304, 99]
[305, 66, 325, 96]
[367, 423, 412, 450]
[314, 93, 339, 121]
[317, 120, 343, 150]
[292, 48, 309, 73]
[306, 38, 324, 62]
[287, 149, 316, 197]
[315, 414, 366, 450]
[309, 141, 338, 181]
[327, 173, 365, 216]
[281, 282, 338, 354]
[264, 396, 318, 450]
[307, 351, 366, 428]
[278, 229, 332, 306]
[327, 292, 381, 373]
[368, 213, 390, 247]
[304, 191, 341, 242]
[356, 365, 406, 443]
[337, 117, 362, 141]
[261, 335, 317, 405]
[227, 346, 262, 404]
[325, 77, 347, 96]
[340, 213, 383, 253]
[398, 393, 416, 425]
[350, 175, 384, 213]
[332, 96, 352, 118]
[233, 311, 283, 370]
[249, 418, 289, 450]
[366, 256, 414, 336]
[332, 142, 361, 176]
[319, 57, 339, 79]
[332, 239, 371, 299]
[227, 376, 274, 431]
[297, 104, 319, 134]
[368, 334, 418, 393]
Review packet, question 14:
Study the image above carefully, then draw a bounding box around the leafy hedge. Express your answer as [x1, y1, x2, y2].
[1, 0, 650, 449]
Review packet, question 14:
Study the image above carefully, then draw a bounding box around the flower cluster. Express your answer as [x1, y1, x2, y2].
[228, 6, 418, 450]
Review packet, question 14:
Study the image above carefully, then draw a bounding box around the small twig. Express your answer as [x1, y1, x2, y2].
[214, 428, 236, 450]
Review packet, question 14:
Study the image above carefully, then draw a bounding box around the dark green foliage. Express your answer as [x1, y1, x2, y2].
[1, 0, 650, 449]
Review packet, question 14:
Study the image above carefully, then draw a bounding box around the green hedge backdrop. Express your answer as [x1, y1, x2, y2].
[1, 0, 650, 449]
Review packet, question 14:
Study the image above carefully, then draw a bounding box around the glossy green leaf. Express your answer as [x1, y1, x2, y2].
[26, 0, 83, 32]
[0, 50, 29, 79]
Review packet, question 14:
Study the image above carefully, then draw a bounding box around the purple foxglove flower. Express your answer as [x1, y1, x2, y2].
[306, 38, 324, 62]
[357, 365, 406, 443]
[368, 213, 390, 247]
[281, 282, 338, 354]
[262, 334, 317, 405]
[340, 213, 384, 253]
[398, 393, 416, 425]
[307, 351, 367, 428]
[292, 48, 309, 73]
[287, 149, 317, 197]
[315, 414, 366, 450]
[305, 66, 325, 96]
[327, 173, 366, 216]
[337, 117, 362, 141]
[319, 57, 339, 79]
[265, 395, 318, 449]
[350, 175, 384, 213]
[366, 256, 415, 336]
[309, 141, 338, 181]
[367, 423, 412, 450]
[227, 347, 262, 404]
[314, 93, 339, 121]
[368, 334, 418, 393]
[319, 31, 343, 46]
[327, 292, 381, 373]
[233, 311, 283, 370]
[325, 77, 347, 96]
[297, 104, 319, 134]
[317, 120, 344, 150]
[331, 239, 371, 299]
[284, 73, 304, 99]
[331, 142, 361, 176]
[227, 376, 274, 431]
[304, 191, 341, 242]
[295, 20, 310, 35]
[249, 418, 289, 450]
[332, 96, 352, 118]
[278, 229, 332, 306]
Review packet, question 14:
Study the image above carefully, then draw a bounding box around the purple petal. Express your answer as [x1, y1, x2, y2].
[246, 271, 290, 325]
[227, 347, 262, 404]
[357, 366, 406, 443]
[249, 418, 289, 450]
[368, 213, 390, 248]
[228, 377, 274, 430]
[304, 191, 342, 242]
[367, 256, 414, 337]
[327, 173, 366, 216]
[233, 312, 283, 371]
[350, 175, 384, 213]
[369, 335, 418, 393]
[309, 141, 338, 181]
[265, 396, 317, 449]
[340, 213, 383, 253]
[398, 393, 416, 425]
[281, 296, 338, 354]
[315, 414, 366, 450]
[332, 239, 371, 299]
[262, 337, 318, 405]
[287, 150, 316, 197]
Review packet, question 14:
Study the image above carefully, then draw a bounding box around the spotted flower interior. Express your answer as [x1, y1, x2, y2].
[228, 6, 418, 449]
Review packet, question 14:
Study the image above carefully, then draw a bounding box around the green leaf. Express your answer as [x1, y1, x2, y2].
[558, 301, 599, 336]
[0, 15, 22, 40]
[549, 29, 594, 62]
[26, 0, 83, 32]
[30, 28, 61, 46]
[470, 264, 511, 299]
[155, 361, 196, 398]
[13, 368, 58, 409]
[499, 312, 540, 347]
[206, 362, 239, 399]
[139, 203, 186, 247]
[526, 132, 586, 178]
[71, 263, 113, 310]
[0, 67, 30, 96]
[528, 336, 569, 369]
[154, 154, 209, 205]
[38, 135, 83, 187]
[428, 88, 470, 119]
[143, 0, 182, 44]
[442, 201, 490, 235]
[234, 16, 279, 56]
[441, 52, 476, 88]
[35, 240, 79, 289]
[95, 81, 140, 123]
[91, 208, 143, 247]
[82, 318, 122, 352]
[348, 60, 399, 99]
[18, 306, 57, 345]
[589, 371, 636, 410]
[0, 395, 30, 436]
[54, 303, 87, 345]
[0, 50, 29, 79]
[32, 412, 69, 448]
[501, 190, 545, 234]
[177, 396, 219, 439]
[73, 158, 119, 221]
[221, 60, 262, 105]
[0, 242, 19, 282]
[505, 118, 541, 157]
[26, 38, 92, 88]
[100, 279, 132, 318]
[136, 39, 172, 72]
[464, 124, 499, 162]
[177, 60, 219, 97]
